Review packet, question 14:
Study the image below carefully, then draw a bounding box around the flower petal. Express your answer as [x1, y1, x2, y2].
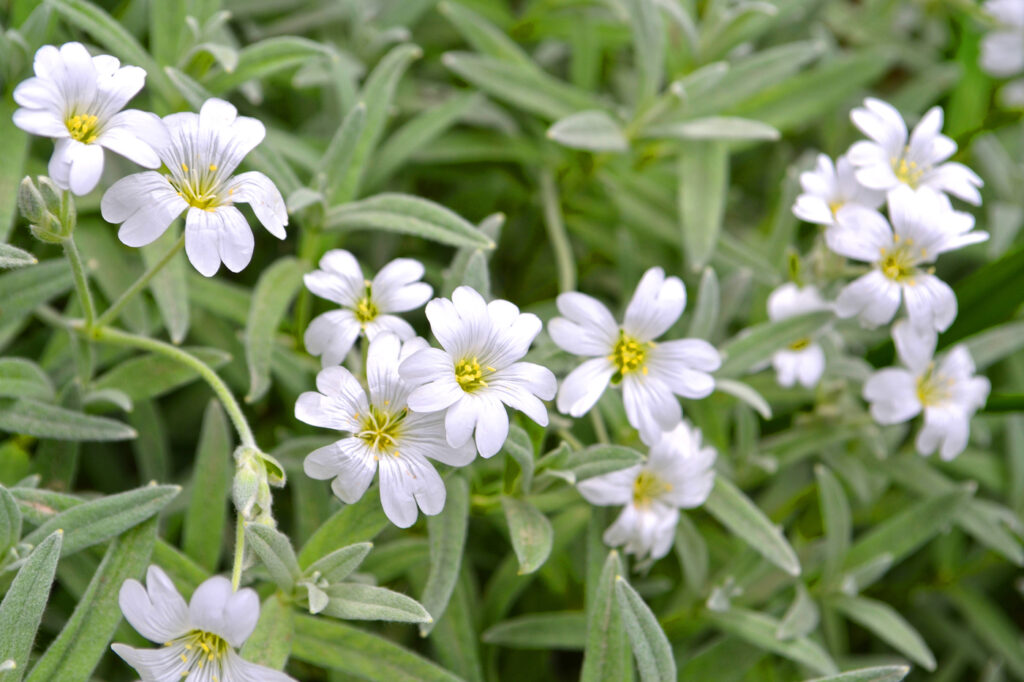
[103, 171, 186, 247]
[118, 565, 189, 643]
[227, 171, 288, 239]
[555, 357, 614, 417]
[68, 142, 105, 196]
[623, 267, 686, 341]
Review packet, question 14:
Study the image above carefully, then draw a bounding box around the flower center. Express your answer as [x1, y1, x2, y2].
[915, 365, 952, 407]
[166, 629, 230, 679]
[356, 404, 406, 455]
[455, 357, 490, 392]
[892, 152, 926, 188]
[877, 243, 918, 283]
[828, 200, 843, 216]
[632, 469, 671, 507]
[354, 281, 379, 324]
[66, 114, 99, 143]
[789, 337, 811, 351]
[170, 162, 225, 210]
[610, 330, 649, 381]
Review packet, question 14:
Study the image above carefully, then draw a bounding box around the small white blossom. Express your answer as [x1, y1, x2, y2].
[399, 286, 557, 458]
[980, 0, 1024, 78]
[303, 249, 432, 367]
[296, 333, 474, 528]
[828, 186, 987, 332]
[101, 98, 287, 277]
[792, 154, 884, 226]
[549, 267, 721, 443]
[847, 98, 983, 204]
[13, 42, 163, 196]
[578, 421, 716, 562]
[112, 565, 295, 682]
[767, 283, 830, 389]
[863, 320, 990, 460]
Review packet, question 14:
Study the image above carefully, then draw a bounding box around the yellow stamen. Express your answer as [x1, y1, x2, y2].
[65, 113, 99, 143]
[609, 329, 651, 382]
[455, 357, 488, 392]
[632, 469, 672, 507]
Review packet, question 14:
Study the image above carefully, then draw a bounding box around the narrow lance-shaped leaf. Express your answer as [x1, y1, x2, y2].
[776, 583, 819, 640]
[0, 358, 54, 401]
[678, 141, 728, 270]
[0, 486, 21, 555]
[0, 530, 62, 679]
[182, 401, 232, 572]
[624, 0, 664, 105]
[0, 101, 29, 244]
[318, 101, 366, 202]
[304, 542, 372, 584]
[142, 228, 189, 344]
[816, 464, 851, 585]
[688, 266, 720, 340]
[240, 593, 294, 671]
[717, 311, 833, 377]
[437, 1, 536, 67]
[709, 608, 838, 676]
[581, 550, 632, 682]
[946, 586, 1024, 679]
[0, 243, 36, 269]
[0, 259, 72, 316]
[805, 667, 910, 682]
[502, 424, 535, 493]
[615, 576, 677, 682]
[298, 493, 389, 568]
[0, 398, 136, 442]
[501, 496, 553, 575]
[482, 612, 587, 650]
[245, 257, 308, 402]
[204, 36, 333, 94]
[246, 523, 302, 592]
[829, 594, 935, 671]
[92, 348, 231, 402]
[420, 476, 469, 636]
[547, 111, 629, 152]
[321, 583, 431, 623]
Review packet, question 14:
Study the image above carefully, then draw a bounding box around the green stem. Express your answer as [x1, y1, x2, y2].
[62, 236, 96, 329]
[95, 234, 185, 329]
[590, 409, 610, 445]
[231, 515, 246, 590]
[87, 325, 257, 449]
[539, 168, 576, 294]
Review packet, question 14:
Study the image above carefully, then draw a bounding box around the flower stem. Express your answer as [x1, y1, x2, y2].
[95, 233, 185, 329]
[87, 325, 257, 449]
[590, 408, 610, 444]
[62, 236, 96, 329]
[231, 515, 246, 591]
[539, 168, 576, 294]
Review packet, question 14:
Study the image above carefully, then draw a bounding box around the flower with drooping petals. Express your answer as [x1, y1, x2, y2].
[112, 565, 295, 681]
[101, 98, 287, 277]
[827, 186, 987, 332]
[549, 267, 721, 443]
[863, 320, 990, 460]
[296, 333, 474, 527]
[13, 42, 164, 196]
[767, 283, 830, 389]
[792, 154, 885, 226]
[399, 286, 557, 458]
[578, 421, 716, 562]
[847, 98, 983, 204]
[303, 249, 432, 367]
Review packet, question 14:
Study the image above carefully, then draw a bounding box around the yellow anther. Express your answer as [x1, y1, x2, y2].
[632, 470, 671, 507]
[455, 357, 488, 391]
[65, 113, 99, 143]
[609, 329, 649, 378]
[181, 163, 189, 172]
[209, 164, 218, 171]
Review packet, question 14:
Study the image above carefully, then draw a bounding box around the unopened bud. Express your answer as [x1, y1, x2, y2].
[232, 454, 261, 519]
[18, 177, 46, 223]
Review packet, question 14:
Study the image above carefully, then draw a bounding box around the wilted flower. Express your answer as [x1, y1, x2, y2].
[863, 320, 990, 460]
[549, 267, 721, 443]
[399, 286, 557, 458]
[847, 98, 983, 204]
[304, 249, 432, 367]
[578, 421, 716, 562]
[101, 98, 287, 277]
[792, 154, 884, 226]
[13, 42, 163, 195]
[827, 186, 987, 332]
[296, 333, 474, 527]
[112, 565, 294, 681]
[767, 283, 830, 389]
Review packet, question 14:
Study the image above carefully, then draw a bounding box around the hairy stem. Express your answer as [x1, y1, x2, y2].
[62, 236, 96, 329]
[231, 515, 246, 591]
[95, 233, 185, 329]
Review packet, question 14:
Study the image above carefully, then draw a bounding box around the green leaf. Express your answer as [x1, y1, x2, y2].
[717, 311, 833, 378]
[673, 514, 708, 595]
[815, 464, 851, 585]
[0, 398, 136, 442]
[581, 550, 632, 682]
[709, 608, 838, 676]
[946, 586, 1024, 679]
[542, 443, 644, 484]
[149, 0, 187, 65]
[804, 666, 910, 682]
[0, 486, 20, 555]
[187, 272, 252, 325]
[245, 257, 307, 402]
[615, 576, 676, 682]
[239, 593, 294, 670]
[624, 0, 664, 105]
[678, 140, 728, 270]
[501, 495, 553, 575]
[245, 523, 301, 592]
[420, 476, 469, 635]
[91, 347, 231, 402]
[961, 319, 1024, 370]
[437, 1, 535, 68]
[482, 611, 586, 649]
[318, 102, 367, 203]
[502, 424, 534, 493]
[304, 542, 372, 583]
[325, 193, 495, 249]
[715, 378, 772, 419]
[20, 484, 178, 559]
[204, 36, 332, 93]
[142, 229, 189, 344]
[547, 111, 629, 152]
[705, 476, 801, 576]
[320, 583, 431, 623]
[182, 401, 232, 572]
[0, 358, 54, 401]
[0, 259, 72, 316]
[26, 518, 157, 682]
[944, 243, 1024, 344]
[647, 116, 780, 141]
[776, 583, 819, 640]
[298, 493, 390, 568]
[688, 266, 720, 339]
[829, 595, 935, 671]
[0, 102, 30, 244]
[0, 530, 61, 678]
[0, 243, 36, 269]
[292, 615, 461, 681]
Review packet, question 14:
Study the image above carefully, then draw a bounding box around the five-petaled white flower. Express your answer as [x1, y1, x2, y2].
[578, 421, 716, 562]
[296, 333, 474, 527]
[304, 249, 432, 367]
[13, 42, 163, 196]
[767, 283, 830, 389]
[828, 186, 987, 332]
[399, 286, 557, 458]
[863, 320, 990, 460]
[847, 98, 983, 205]
[112, 565, 295, 682]
[980, 0, 1024, 78]
[101, 98, 287, 277]
[549, 267, 721, 444]
[792, 154, 885, 226]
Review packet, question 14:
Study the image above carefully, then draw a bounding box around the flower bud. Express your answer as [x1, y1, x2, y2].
[17, 176, 46, 223]
[20, 176, 74, 242]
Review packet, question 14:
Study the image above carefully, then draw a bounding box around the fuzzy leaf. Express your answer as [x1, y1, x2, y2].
[482, 611, 586, 649]
[92, 348, 231, 402]
[0, 530, 62, 678]
[245, 257, 307, 402]
[420, 476, 469, 635]
[325, 193, 494, 249]
[0, 358, 53, 401]
[616, 576, 676, 682]
[705, 476, 801, 576]
[547, 111, 629, 152]
[246, 523, 302, 592]
[0, 398, 136, 442]
[0, 243, 36, 269]
[321, 583, 432, 623]
[501, 496, 553, 575]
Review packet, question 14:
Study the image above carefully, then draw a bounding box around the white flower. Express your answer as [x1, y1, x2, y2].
[548, 267, 721, 443]
[303, 250, 432, 367]
[101, 98, 287, 277]
[578, 421, 716, 562]
[398, 286, 557, 458]
[792, 154, 885, 226]
[980, 0, 1024, 78]
[863, 320, 990, 460]
[828, 185, 987, 332]
[767, 283, 830, 388]
[112, 565, 294, 682]
[847, 98, 983, 205]
[296, 333, 474, 528]
[13, 42, 163, 196]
